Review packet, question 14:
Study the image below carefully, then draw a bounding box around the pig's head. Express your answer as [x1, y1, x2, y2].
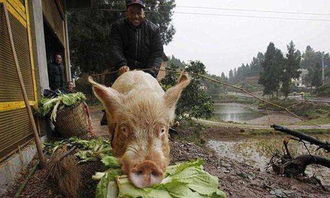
[88, 72, 190, 188]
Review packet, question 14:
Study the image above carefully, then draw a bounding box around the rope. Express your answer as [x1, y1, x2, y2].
[91, 67, 320, 127]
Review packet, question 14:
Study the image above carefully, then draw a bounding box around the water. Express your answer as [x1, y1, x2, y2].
[207, 135, 330, 185]
[213, 103, 264, 122]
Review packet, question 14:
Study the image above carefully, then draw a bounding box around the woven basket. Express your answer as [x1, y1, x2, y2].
[54, 102, 91, 138]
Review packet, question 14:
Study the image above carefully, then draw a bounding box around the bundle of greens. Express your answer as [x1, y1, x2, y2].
[44, 137, 112, 163]
[95, 159, 227, 198]
[36, 92, 86, 122]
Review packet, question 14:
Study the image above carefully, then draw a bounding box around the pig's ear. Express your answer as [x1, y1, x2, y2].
[163, 72, 191, 108]
[88, 76, 122, 112]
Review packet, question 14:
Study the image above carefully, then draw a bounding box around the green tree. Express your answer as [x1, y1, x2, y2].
[145, 0, 176, 45]
[68, 9, 115, 74]
[311, 63, 322, 87]
[228, 69, 234, 83]
[160, 62, 180, 87]
[161, 60, 214, 119]
[301, 46, 318, 69]
[220, 72, 227, 81]
[235, 64, 248, 81]
[229, 52, 263, 85]
[258, 42, 284, 96]
[281, 41, 301, 98]
[202, 73, 227, 99]
[168, 55, 185, 68]
[300, 46, 330, 86]
[249, 52, 264, 76]
[68, 0, 176, 74]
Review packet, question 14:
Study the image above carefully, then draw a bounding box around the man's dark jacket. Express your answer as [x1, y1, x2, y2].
[48, 63, 64, 90]
[109, 18, 163, 77]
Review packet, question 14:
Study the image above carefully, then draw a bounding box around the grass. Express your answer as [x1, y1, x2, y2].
[246, 128, 330, 135]
[295, 115, 330, 125]
[207, 115, 247, 124]
[172, 119, 208, 147]
[172, 132, 205, 147]
[297, 128, 330, 134]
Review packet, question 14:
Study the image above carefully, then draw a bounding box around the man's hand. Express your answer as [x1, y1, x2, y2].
[118, 66, 130, 75]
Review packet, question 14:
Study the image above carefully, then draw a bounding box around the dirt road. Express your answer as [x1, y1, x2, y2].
[196, 118, 330, 130]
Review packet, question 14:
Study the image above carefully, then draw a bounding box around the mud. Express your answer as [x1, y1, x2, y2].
[171, 127, 330, 198]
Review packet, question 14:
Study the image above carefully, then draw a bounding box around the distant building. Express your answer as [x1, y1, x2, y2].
[292, 69, 308, 88]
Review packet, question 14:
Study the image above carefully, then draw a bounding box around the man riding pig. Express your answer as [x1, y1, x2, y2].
[99, 0, 165, 125]
[89, 0, 190, 188]
[89, 71, 190, 188]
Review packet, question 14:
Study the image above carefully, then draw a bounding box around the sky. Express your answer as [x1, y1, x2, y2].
[163, 0, 330, 76]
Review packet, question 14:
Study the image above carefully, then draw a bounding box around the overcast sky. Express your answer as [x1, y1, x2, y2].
[164, 0, 330, 76]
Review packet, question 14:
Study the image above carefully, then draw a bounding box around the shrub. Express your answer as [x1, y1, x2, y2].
[161, 61, 214, 120]
[316, 84, 330, 97]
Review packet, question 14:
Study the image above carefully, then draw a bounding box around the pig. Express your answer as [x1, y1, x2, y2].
[88, 70, 190, 188]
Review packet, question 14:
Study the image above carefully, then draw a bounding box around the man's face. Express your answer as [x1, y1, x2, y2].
[55, 55, 62, 64]
[68, 82, 74, 90]
[126, 4, 145, 27]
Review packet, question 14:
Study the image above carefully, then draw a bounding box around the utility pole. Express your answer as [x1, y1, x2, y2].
[321, 53, 325, 85]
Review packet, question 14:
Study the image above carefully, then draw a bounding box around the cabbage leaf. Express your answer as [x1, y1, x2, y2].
[95, 159, 226, 198]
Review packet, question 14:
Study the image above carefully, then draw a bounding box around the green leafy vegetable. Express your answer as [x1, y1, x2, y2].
[36, 92, 86, 122]
[44, 137, 112, 163]
[95, 159, 227, 198]
[73, 137, 112, 163]
[95, 169, 122, 198]
[165, 159, 204, 176]
[101, 156, 121, 168]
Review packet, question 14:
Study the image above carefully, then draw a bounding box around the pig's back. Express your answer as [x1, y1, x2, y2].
[111, 70, 164, 95]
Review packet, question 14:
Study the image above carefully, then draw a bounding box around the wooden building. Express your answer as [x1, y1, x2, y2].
[0, 0, 90, 193]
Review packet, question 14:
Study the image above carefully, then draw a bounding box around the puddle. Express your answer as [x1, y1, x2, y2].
[213, 103, 264, 122]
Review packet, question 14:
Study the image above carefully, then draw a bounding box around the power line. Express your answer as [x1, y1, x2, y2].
[174, 11, 330, 22]
[71, 8, 330, 22]
[79, 4, 330, 17]
[175, 5, 330, 17]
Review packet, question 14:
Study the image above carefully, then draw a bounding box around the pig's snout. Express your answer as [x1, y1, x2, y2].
[129, 160, 164, 188]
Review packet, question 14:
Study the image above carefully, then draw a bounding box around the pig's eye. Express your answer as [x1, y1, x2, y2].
[159, 126, 167, 136]
[151, 171, 160, 177]
[119, 125, 130, 136]
[121, 126, 127, 132]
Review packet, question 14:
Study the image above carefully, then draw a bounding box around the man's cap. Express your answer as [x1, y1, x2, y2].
[126, 0, 145, 8]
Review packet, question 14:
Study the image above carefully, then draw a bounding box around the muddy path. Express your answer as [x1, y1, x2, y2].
[171, 140, 330, 198]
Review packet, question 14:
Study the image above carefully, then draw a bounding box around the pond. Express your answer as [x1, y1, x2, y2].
[207, 134, 330, 185]
[213, 103, 264, 122]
